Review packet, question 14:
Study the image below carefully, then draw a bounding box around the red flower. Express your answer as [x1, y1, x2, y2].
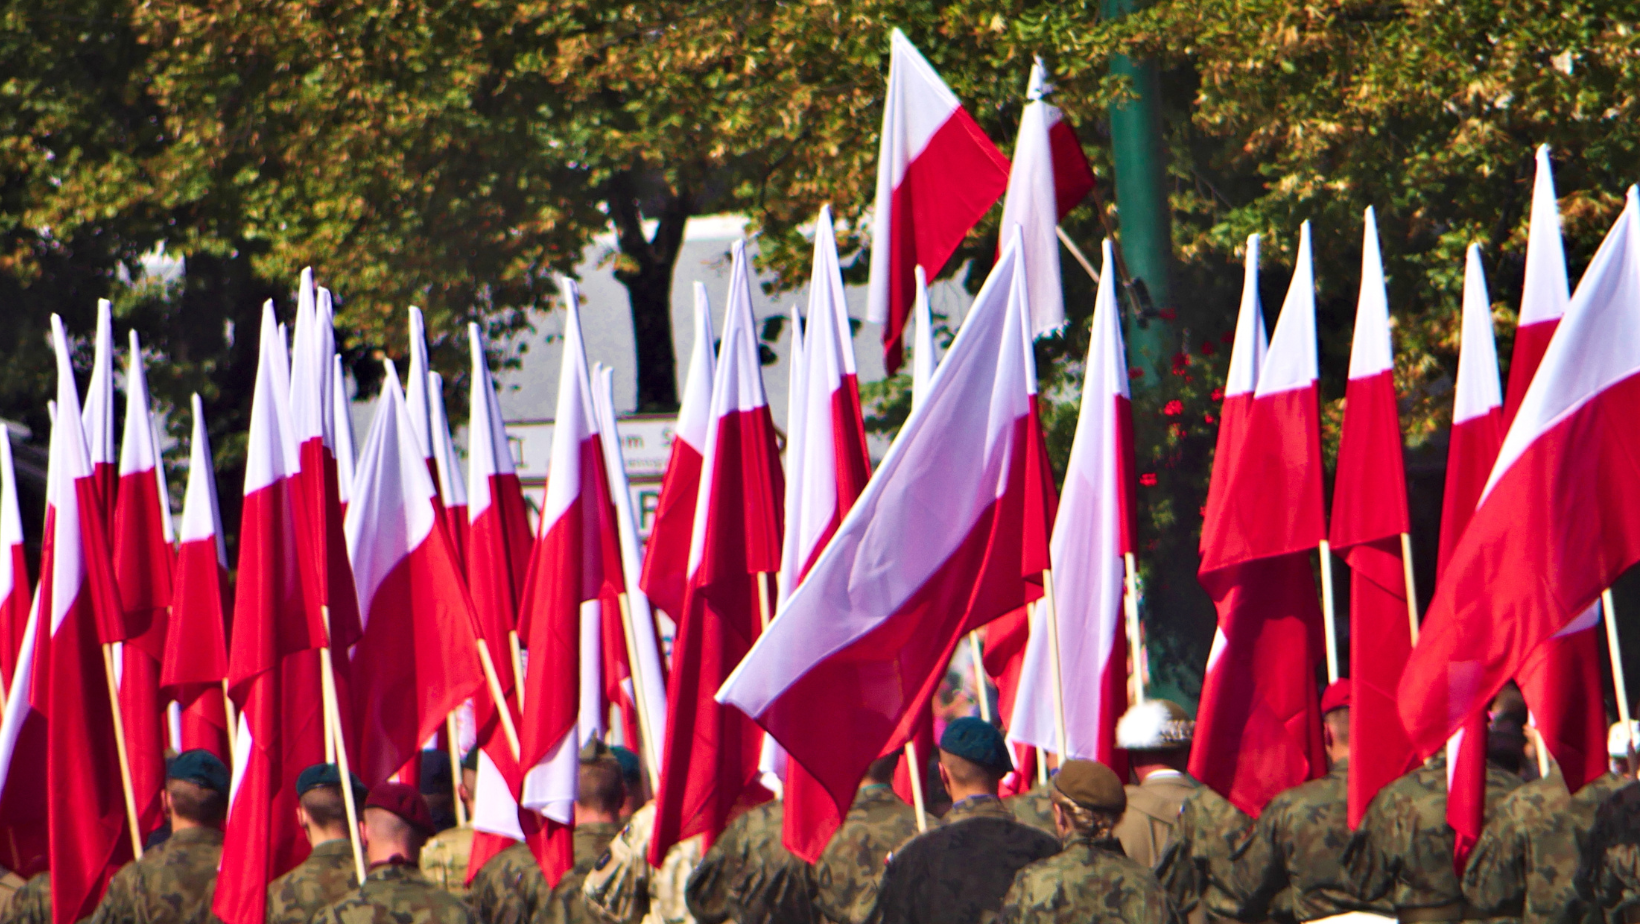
[1163, 400, 1184, 416]
[1139, 473, 1158, 486]
[1210, 387, 1224, 402]
[1204, 413, 1216, 424]
[1200, 340, 1216, 356]
[1158, 308, 1177, 321]
[1129, 367, 1145, 380]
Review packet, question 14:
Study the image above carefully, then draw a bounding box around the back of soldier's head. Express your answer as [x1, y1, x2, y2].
[1491, 682, 1528, 725]
[865, 755, 900, 785]
[938, 751, 1002, 790]
[167, 778, 227, 827]
[577, 756, 626, 817]
[301, 785, 350, 831]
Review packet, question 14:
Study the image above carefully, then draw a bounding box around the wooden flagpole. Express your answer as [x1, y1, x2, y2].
[968, 633, 991, 723]
[1400, 534, 1420, 646]
[221, 679, 238, 762]
[474, 640, 522, 761]
[101, 643, 145, 858]
[1056, 227, 1101, 284]
[1601, 589, 1635, 774]
[508, 630, 526, 712]
[615, 592, 662, 791]
[1124, 552, 1145, 703]
[1317, 541, 1340, 683]
[317, 605, 367, 884]
[446, 713, 467, 828]
[904, 739, 928, 833]
[1041, 570, 1070, 765]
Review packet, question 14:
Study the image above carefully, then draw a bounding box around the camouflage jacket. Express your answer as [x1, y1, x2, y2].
[266, 839, 360, 924]
[0, 870, 29, 921]
[995, 833, 1180, 924]
[1003, 785, 1056, 838]
[1572, 780, 1640, 924]
[420, 828, 476, 900]
[311, 863, 475, 924]
[1233, 759, 1392, 922]
[582, 803, 702, 924]
[466, 843, 546, 924]
[1116, 773, 1200, 870]
[1155, 784, 1257, 924]
[867, 794, 1061, 924]
[535, 823, 623, 924]
[814, 786, 919, 924]
[687, 801, 816, 924]
[1343, 753, 1522, 915]
[88, 826, 225, 924]
[6, 872, 51, 924]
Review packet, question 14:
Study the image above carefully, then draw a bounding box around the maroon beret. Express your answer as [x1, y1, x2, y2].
[1320, 680, 1351, 715]
[364, 781, 435, 836]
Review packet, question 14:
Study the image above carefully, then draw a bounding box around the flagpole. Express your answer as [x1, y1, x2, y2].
[1055, 227, 1100, 284]
[1601, 589, 1635, 773]
[756, 573, 773, 631]
[1035, 750, 1048, 787]
[221, 679, 238, 762]
[1528, 720, 1551, 780]
[903, 740, 928, 833]
[321, 658, 338, 763]
[473, 641, 522, 761]
[1123, 552, 1145, 703]
[615, 592, 662, 791]
[1042, 569, 1070, 766]
[1316, 541, 1340, 683]
[446, 713, 467, 828]
[317, 606, 368, 884]
[1399, 534, 1420, 645]
[100, 643, 144, 858]
[508, 630, 526, 711]
[967, 633, 991, 723]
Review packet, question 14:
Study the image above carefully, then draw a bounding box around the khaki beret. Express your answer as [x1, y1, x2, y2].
[1052, 759, 1126, 812]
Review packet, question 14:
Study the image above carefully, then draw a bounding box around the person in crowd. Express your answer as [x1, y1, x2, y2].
[310, 782, 472, 924]
[1155, 778, 1258, 924]
[266, 763, 368, 924]
[685, 782, 814, 924]
[89, 750, 230, 924]
[1113, 700, 1201, 868]
[423, 749, 478, 898]
[813, 754, 919, 924]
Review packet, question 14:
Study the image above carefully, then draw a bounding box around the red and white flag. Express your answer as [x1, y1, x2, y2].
[910, 266, 939, 402]
[332, 354, 357, 514]
[214, 303, 332, 924]
[112, 330, 176, 837]
[720, 229, 1054, 861]
[1401, 188, 1640, 770]
[1203, 235, 1269, 524]
[1008, 238, 1132, 773]
[344, 362, 487, 788]
[81, 300, 118, 527]
[429, 371, 469, 569]
[0, 428, 29, 692]
[866, 28, 1010, 374]
[162, 395, 233, 762]
[1502, 146, 1570, 428]
[652, 241, 786, 863]
[1195, 223, 1327, 817]
[995, 58, 1095, 335]
[641, 283, 716, 621]
[1329, 209, 1418, 826]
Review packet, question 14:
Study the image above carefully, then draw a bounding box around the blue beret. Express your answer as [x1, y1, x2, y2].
[168, 749, 230, 795]
[296, 762, 368, 805]
[609, 746, 641, 785]
[939, 717, 1011, 774]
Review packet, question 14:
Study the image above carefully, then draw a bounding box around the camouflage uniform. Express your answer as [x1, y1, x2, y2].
[1155, 783, 1258, 924]
[582, 803, 703, 924]
[1116, 772, 1200, 869]
[866, 794, 1060, 924]
[814, 785, 919, 924]
[5, 873, 50, 924]
[88, 826, 225, 924]
[1342, 753, 1522, 920]
[536, 823, 623, 924]
[310, 863, 475, 924]
[995, 833, 1180, 924]
[1004, 785, 1056, 838]
[686, 801, 816, 924]
[1232, 758, 1393, 922]
[466, 843, 546, 924]
[266, 839, 360, 924]
[421, 828, 476, 899]
[1572, 780, 1640, 924]
[0, 870, 27, 919]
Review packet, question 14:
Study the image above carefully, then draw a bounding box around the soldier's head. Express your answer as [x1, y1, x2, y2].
[458, 748, 480, 821]
[418, 750, 455, 834]
[576, 751, 627, 825]
[609, 745, 645, 815]
[165, 750, 229, 830]
[360, 782, 436, 865]
[864, 754, 901, 787]
[1050, 760, 1126, 840]
[1115, 700, 1194, 779]
[295, 763, 368, 846]
[937, 718, 1012, 801]
[1320, 680, 1351, 766]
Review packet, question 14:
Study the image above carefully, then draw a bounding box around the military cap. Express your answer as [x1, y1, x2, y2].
[610, 745, 642, 785]
[168, 749, 230, 794]
[939, 716, 1012, 774]
[1052, 759, 1126, 812]
[1320, 679, 1351, 714]
[365, 781, 436, 837]
[295, 762, 369, 805]
[1115, 699, 1194, 750]
[419, 749, 452, 795]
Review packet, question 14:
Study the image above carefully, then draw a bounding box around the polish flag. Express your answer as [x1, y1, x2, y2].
[640, 283, 715, 621]
[1194, 224, 1327, 817]
[651, 241, 785, 863]
[1203, 235, 1269, 524]
[911, 266, 939, 402]
[866, 28, 1010, 374]
[112, 331, 176, 837]
[1329, 210, 1417, 826]
[428, 372, 469, 569]
[81, 299, 118, 528]
[333, 354, 357, 514]
[0, 428, 30, 692]
[1008, 238, 1132, 774]
[162, 395, 233, 762]
[344, 361, 487, 788]
[995, 58, 1096, 335]
[897, 265, 942, 805]
[1399, 188, 1640, 770]
[514, 278, 624, 884]
[1502, 146, 1570, 428]
[719, 229, 1054, 861]
[214, 304, 333, 924]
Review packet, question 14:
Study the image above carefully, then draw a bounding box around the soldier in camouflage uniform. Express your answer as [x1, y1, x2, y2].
[421, 750, 479, 899]
[89, 750, 231, 924]
[814, 756, 919, 924]
[1113, 701, 1202, 869]
[1573, 774, 1640, 924]
[1155, 781, 1257, 924]
[867, 718, 1060, 924]
[685, 798, 816, 924]
[310, 782, 473, 924]
[582, 801, 704, 924]
[995, 759, 1178, 924]
[1004, 781, 1056, 838]
[266, 764, 367, 924]
[5, 873, 50, 924]
[0, 869, 27, 919]
[1233, 680, 1393, 922]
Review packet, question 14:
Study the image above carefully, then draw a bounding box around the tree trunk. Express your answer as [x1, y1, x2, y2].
[608, 172, 693, 412]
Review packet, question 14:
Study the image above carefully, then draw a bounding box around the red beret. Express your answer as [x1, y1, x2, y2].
[364, 781, 435, 836]
[1320, 680, 1351, 714]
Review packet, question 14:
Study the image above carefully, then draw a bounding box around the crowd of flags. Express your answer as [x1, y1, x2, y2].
[1, 24, 1639, 924]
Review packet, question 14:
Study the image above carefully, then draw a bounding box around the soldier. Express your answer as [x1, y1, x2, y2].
[1232, 680, 1392, 922]
[814, 755, 919, 924]
[685, 793, 814, 924]
[422, 750, 479, 898]
[1155, 780, 1256, 924]
[265, 763, 367, 924]
[995, 759, 1179, 924]
[0, 867, 27, 919]
[582, 803, 705, 924]
[310, 782, 473, 924]
[1572, 765, 1640, 924]
[89, 749, 230, 924]
[538, 750, 631, 924]
[4, 873, 49, 924]
[867, 718, 1060, 924]
[610, 746, 646, 818]
[423, 750, 459, 834]
[1004, 780, 1056, 837]
[1112, 700, 1200, 869]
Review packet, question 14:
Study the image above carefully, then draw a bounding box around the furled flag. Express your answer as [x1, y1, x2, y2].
[1503, 146, 1571, 428]
[429, 372, 469, 569]
[214, 303, 332, 924]
[995, 58, 1095, 335]
[112, 330, 176, 837]
[911, 266, 939, 402]
[641, 283, 716, 621]
[1203, 236, 1269, 522]
[866, 28, 1011, 374]
[1400, 188, 1640, 769]
[651, 241, 785, 864]
[0, 427, 29, 692]
[162, 395, 233, 762]
[332, 355, 357, 514]
[1194, 224, 1327, 817]
[1008, 238, 1133, 777]
[82, 299, 118, 526]
[1440, 245, 1504, 872]
[344, 361, 487, 788]
[719, 228, 1054, 861]
[515, 278, 624, 883]
[1329, 209, 1417, 826]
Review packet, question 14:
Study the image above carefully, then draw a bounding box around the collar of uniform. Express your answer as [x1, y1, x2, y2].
[943, 794, 1011, 823]
[1063, 832, 1125, 852]
[310, 838, 356, 858]
[164, 826, 224, 848]
[854, 784, 898, 806]
[1141, 769, 1187, 784]
[366, 857, 420, 878]
[575, 821, 622, 841]
[1328, 757, 1350, 776]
